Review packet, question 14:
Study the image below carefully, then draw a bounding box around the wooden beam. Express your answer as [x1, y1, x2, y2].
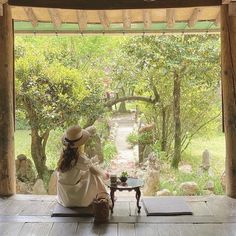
[222, 0, 231, 4]
[143, 9, 152, 29]
[122, 10, 131, 30]
[8, 0, 222, 10]
[188, 8, 202, 28]
[24, 7, 38, 27]
[0, 1, 7, 16]
[215, 11, 221, 25]
[48, 8, 61, 29]
[0, 3, 15, 196]
[98, 10, 109, 30]
[229, 2, 236, 16]
[166, 8, 175, 28]
[221, 4, 236, 198]
[76, 10, 87, 31]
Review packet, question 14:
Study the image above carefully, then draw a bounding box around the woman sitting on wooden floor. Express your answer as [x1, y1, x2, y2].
[56, 125, 109, 207]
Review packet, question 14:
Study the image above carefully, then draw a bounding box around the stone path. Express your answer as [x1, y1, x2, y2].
[109, 113, 138, 177]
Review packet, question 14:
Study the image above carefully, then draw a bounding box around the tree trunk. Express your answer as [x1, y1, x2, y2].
[118, 101, 127, 113]
[31, 128, 49, 179]
[161, 106, 167, 152]
[0, 4, 15, 196]
[221, 4, 236, 198]
[171, 72, 181, 169]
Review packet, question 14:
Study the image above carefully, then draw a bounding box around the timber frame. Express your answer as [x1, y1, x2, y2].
[0, 0, 236, 197]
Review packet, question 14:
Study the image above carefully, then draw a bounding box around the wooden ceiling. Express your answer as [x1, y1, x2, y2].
[2, 0, 235, 34]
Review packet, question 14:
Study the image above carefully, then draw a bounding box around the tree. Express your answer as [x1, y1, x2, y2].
[116, 35, 220, 168]
[15, 37, 109, 179]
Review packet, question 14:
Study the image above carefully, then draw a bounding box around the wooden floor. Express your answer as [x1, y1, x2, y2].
[1, 194, 236, 235]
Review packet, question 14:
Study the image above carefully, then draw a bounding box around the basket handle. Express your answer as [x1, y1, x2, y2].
[95, 191, 109, 201]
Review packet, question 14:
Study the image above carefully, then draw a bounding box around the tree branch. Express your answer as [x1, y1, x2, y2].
[105, 96, 157, 107]
[181, 112, 221, 153]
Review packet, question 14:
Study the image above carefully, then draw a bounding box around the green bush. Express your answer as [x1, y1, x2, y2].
[103, 141, 117, 165]
[127, 132, 138, 146]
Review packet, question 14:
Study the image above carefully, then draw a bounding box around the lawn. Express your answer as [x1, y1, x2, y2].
[160, 133, 225, 195]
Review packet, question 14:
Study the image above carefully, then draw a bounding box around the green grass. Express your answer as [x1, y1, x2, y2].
[15, 130, 31, 159]
[159, 133, 225, 195]
[183, 133, 225, 175]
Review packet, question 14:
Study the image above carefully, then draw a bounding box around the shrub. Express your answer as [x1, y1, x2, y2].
[103, 141, 117, 166]
[127, 132, 138, 146]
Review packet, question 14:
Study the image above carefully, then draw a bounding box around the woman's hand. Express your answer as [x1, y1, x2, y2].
[104, 171, 110, 180]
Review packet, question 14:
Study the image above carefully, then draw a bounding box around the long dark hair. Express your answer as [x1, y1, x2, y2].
[57, 143, 79, 173]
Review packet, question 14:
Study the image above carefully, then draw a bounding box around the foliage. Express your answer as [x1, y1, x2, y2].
[111, 35, 221, 167]
[127, 132, 138, 146]
[103, 141, 117, 166]
[121, 171, 128, 177]
[15, 36, 119, 177]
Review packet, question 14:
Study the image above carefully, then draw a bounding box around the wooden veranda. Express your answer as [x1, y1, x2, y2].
[1, 0, 236, 235]
[1, 194, 236, 235]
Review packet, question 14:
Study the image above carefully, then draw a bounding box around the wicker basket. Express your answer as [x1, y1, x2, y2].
[93, 192, 110, 223]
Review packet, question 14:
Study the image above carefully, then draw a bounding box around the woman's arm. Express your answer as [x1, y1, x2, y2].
[89, 165, 109, 180]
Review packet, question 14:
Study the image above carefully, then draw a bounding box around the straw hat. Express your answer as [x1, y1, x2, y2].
[62, 125, 90, 147]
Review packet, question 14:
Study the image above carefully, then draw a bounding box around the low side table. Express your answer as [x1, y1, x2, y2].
[107, 177, 144, 214]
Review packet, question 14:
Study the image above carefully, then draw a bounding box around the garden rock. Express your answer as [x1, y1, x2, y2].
[16, 179, 30, 194]
[156, 189, 172, 196]
[201, 149, 211, 171]
[143, 169, 160, 196]
[48, 171, 57, 195]
[15, 154, 35, 182]
[179, 164, 192, 174]
[179, 181, 198, 195]
[33, 179, 47, 195]
[204, 180, 215, 191]
[202, 190, 214, 195]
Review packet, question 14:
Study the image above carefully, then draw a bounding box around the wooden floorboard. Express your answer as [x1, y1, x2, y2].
[18, 222, 53, 236]
[189, 201, 213, 216]
[77, 223, 99, 235]
[118, 223, 135, 236]
[1, 195, 236, 235]
[0, 222, 24, 236]
[135, 223, 158, 236]
[49, 223, 78, 235]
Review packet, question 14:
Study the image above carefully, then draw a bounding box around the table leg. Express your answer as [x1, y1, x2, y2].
[110, 188, 116, 214]
[135, 187, 141, 213]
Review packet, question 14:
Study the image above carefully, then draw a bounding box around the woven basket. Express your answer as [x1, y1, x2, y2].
[93, 192, 110, 223]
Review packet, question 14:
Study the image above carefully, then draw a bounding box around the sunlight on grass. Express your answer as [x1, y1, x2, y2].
[184, 133, 225, 174]
[15, 130, 31, 159]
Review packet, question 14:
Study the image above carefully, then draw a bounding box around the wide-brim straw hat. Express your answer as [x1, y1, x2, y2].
[62, 125, 90, 147]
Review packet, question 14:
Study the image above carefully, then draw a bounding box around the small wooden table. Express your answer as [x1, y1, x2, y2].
[107, 177, 144, 214]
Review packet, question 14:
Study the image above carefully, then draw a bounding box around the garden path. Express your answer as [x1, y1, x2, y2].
[109, 113, 138, 177]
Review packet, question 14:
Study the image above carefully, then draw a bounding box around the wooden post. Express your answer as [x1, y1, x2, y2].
[221, 3, 236, 198]
[0, 3, 15, 196]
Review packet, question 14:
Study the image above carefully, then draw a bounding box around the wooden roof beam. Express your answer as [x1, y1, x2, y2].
[143, 9, 152, 29]
[0, 0, 7, 16]
[222, 0, 232, 4]
[122, 10, 131, 29]
[8, 0, 222, 10]
[77, 10, 87, 31]
[98, 10, 109, 30]
[166, 8, 175, 28]
[48, 8, 62, 29]
[188, 8, 202, 28]
[214, 11, 221, 26]
[24, 7, 38, 27]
